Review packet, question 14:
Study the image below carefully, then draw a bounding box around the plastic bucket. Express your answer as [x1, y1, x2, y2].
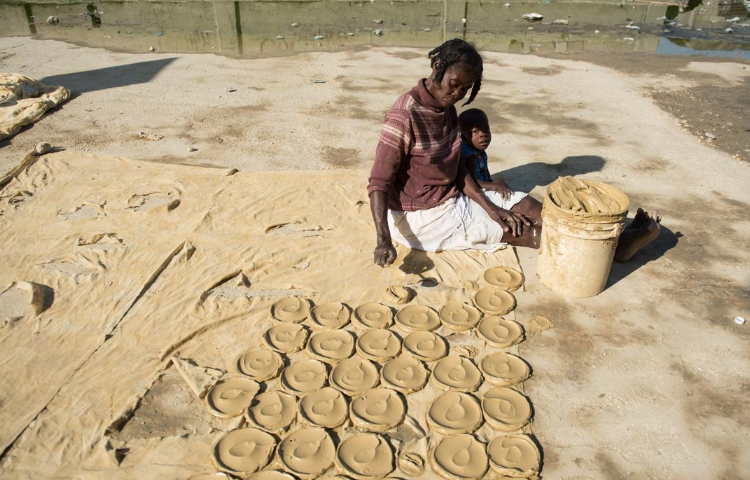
[537, 178, 630, 298]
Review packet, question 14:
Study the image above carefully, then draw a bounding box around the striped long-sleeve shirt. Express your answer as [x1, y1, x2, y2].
[367, 79, 462, 212]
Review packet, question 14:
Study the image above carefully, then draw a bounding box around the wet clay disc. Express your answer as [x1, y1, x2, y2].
[483, 266, 525, 292]
[431, 356, 483, 392]
[236, 348, 284, 381]
[247, 472, 297, 480]
[479, 352, 530, 387]
[429, 434, 488, 480]
[439, 302, 483, 331]
[277, 427, 336, 478]
[307, 330, 356, 363]
[211, 427, 276, 476]
[356, 329, 402, 363]
[398, 452, 425, 476]
[270, 297, 312, 323]
[299, 387, 349, 428]
[281, 359, 328, 396]
[353, 303, 394, 329]
[380, 355, 429, 393]
[383, 285, 413, 305]
[350, 388, 406, 432]
[245, 390, 297, 433]
[403, 331, 448, 362]
[487, 434, 541, 477]
[395, 305, 440, 332]
[310, 302, 352, 329]
[427, 391, 484, 435]
[335, 433, 395, 480]
[330, 357, 380, 395]
[188, 473, 231, 480]
[476, 316, 524, 348]
[472, 287, 516, 316]
[482, 387, 532, 431]
[205, 376, 260, 418]
[263, 323, 309, 353]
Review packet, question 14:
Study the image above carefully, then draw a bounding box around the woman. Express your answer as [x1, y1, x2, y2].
[368, 39, 543, 267]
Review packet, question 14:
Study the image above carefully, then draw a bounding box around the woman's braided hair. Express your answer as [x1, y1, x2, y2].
[428, 38, 483, 106]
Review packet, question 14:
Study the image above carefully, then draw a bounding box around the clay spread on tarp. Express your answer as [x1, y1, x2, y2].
[0, 73, 71, 141]
[0, 152, 534, 480]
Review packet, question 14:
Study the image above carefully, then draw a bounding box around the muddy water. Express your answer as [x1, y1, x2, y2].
[0, 1, 748, 59]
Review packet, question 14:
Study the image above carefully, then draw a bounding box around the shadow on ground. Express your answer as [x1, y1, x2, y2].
[497, 155, 606, 192]
[42, 58, 177, 96]
[608, 224, 682, 289]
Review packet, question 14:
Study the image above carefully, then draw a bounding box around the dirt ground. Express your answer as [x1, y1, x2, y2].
[1, 37, 750, 480]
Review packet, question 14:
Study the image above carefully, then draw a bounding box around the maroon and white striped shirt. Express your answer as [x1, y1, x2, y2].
[367, 79, 462, 212]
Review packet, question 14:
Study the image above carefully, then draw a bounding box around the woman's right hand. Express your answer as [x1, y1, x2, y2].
[374, 239, 397, 267]
[488, 206, 531, 237]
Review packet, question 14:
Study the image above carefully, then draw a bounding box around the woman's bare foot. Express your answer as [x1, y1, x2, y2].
[614, 209, 661, 262]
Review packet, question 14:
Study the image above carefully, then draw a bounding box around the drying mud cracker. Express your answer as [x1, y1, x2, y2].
[403, 331, 449, 362]
[482, 387, 532, 432]
[429, 434, 488, 480]
[205, 376, 260, 418]
[353, 303, 394, 329]
[479, 352, 530, 387]
[487, 435, 541, 478]
[247, 472, 297, 480]
[236, 348, 284, 381]
[310, 301, 352, 329]
[245, 390, 297, 433]
[211, 428, 276, 476]
[380, 355, 429, 393]
[263, 323, 310, 353]
[270, 297, 312, 323]
[398, 452, 425, 476]
[299, 387, 349, 428]
[472, 287, 516, 316]
[277, 427, 336, 478]
[383, 285, 414, 305]
[329, 356, 381, 395]
[431, 356, 483, 392]
[356, 328, 402, 363]
[483, 266, 525, 292]
[527, 314, 554, 336]
[477, 316, 524, 348]
[395, 305, 440, 332]
[335, 433, 395, 479]
[427, 391, 484, 435]
[307, 330, 356, 363]
[281, 359, 328, 396]
[439, 301, 483, 331]
[350, 388, 406, 432]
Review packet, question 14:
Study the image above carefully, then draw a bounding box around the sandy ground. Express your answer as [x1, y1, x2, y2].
[1, 37, 750, 479]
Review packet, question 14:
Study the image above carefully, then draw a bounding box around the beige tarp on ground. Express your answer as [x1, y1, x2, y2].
[0, 152, 524, 479]
[0, 73, 71, 141]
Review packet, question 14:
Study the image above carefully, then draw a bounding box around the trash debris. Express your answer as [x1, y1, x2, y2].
[35, 142, 52, 155]
[312, 79, 326, 84]
[346, 32, 355, 36]
[725, 27, 733, 33]
[277, 35, 284, 39]
[138, 131, 163, 141]
[656, 15, 667, 20]
[552, 19, 569, 25]
[735, 316, 746, 325]
[187, 146, 197, 153]
[595, 29, 601, 34]
[291, 22, 299, 27]
[522, 13, 544, 21]
[157, 31, 163, 36]
[462, 18, 467, 24]
[424, 28, 432, 32]
[623, 37, 635, 41]
[149, 46, 155, 51]
[226, 87, 237, 93]
[504, 2, 511, 6]
[372, 19, 383, 24]
[46, 16, 59, 25]
[528, 26, 534, 30]
[626, 25, 640, 30]
[704, 132, 716, 139]
[373, 29, 384, 35]
[726, 16, 741, 22]
[314, 34, 324, 40]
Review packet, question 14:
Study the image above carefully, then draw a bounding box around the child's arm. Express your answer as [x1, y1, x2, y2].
[465, 155, 514, 200]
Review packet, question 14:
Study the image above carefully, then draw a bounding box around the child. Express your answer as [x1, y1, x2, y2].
[459, 108, 514, 201]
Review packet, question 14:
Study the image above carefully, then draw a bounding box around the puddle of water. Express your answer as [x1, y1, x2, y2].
[0, 1, 748, 60]
[657, 36, 750, 59]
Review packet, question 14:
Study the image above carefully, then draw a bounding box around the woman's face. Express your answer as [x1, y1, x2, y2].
[427, 63, 479, 108]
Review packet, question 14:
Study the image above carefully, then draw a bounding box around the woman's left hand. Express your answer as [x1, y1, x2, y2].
[488, 206, 531, 237]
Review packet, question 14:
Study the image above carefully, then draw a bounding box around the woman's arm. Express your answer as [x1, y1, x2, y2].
[369, 190, 398, 267]
[456, 164, 530, 236]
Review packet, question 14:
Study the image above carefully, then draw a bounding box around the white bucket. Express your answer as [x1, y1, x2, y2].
[537, 177, 630, 298]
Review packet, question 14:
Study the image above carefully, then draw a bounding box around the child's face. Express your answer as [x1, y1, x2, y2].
[468, 121, 492, 151]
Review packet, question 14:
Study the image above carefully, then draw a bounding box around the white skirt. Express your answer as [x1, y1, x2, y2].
[387, 190, 528, 252]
